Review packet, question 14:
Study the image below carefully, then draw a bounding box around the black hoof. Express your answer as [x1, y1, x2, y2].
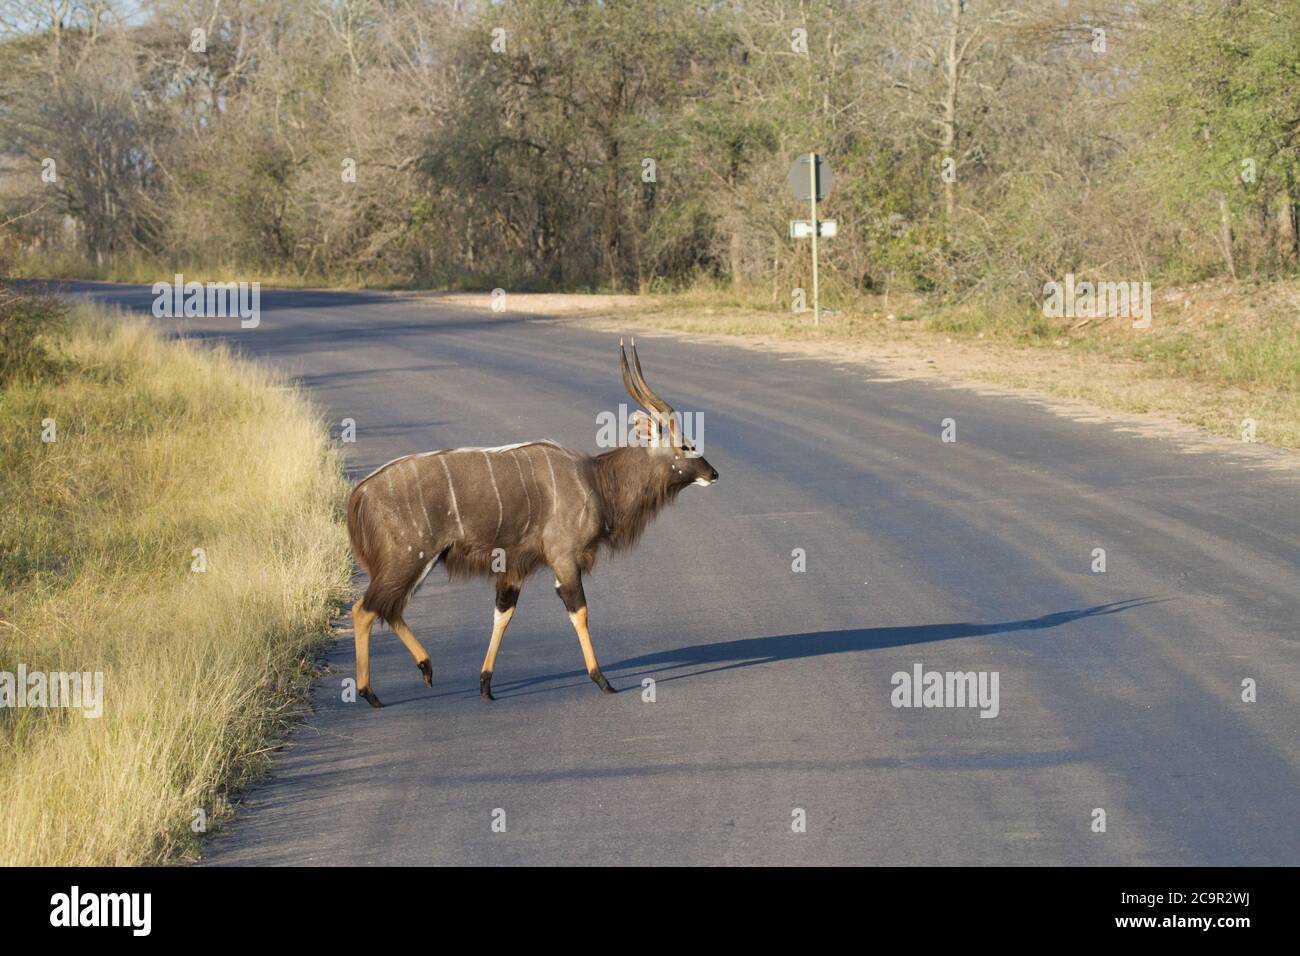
[479, 672, 495, 701]
[590, 670, 616, 695]
[418, 659, 433, 688]
[360, 686, 384, 708]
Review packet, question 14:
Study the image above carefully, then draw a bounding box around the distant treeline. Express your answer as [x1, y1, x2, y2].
[1, 0, 1298, 298]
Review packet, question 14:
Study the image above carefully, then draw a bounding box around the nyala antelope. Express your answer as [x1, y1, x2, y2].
[345, 340, 718, 706]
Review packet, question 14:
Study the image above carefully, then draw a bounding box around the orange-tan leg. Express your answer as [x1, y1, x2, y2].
[480, 582, 521, 700]
[553, 568, 615, 695]
[352, 598, 383, 707]
[391, 614, 433, 688]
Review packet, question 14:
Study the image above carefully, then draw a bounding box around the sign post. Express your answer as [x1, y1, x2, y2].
[809, 156, 820, 325]
[787, 153, 833, 325]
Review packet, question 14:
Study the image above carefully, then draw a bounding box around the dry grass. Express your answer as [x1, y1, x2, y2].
[6, 249, 363, 290]
[0, 303, 352, 865]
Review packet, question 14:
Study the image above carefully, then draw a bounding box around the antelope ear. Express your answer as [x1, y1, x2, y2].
[630, 410, 660, 445]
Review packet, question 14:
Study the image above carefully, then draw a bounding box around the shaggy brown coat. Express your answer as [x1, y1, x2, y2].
[346, 439, 691, 626]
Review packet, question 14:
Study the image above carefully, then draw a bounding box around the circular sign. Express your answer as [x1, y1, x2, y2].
[788, 153, 832, 201]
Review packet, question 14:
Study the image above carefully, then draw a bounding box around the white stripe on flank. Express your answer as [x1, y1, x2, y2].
[542, 447, 559, 515]
[382, 467, 410, 544]
[571, 457, 590, 500]
[510, 451, 532, 532]
[438, 455, 466, 536]
[400, 465, 425, 539]
[383, 468, 399, 521]
[522, 450, 545, 525]
[524, 450, 541, 494]
[482, 452, 503, 538]
[408, 459, 434, 538]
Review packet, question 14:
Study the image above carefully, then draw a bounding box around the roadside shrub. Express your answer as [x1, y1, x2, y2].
[0, 286, 67, 387]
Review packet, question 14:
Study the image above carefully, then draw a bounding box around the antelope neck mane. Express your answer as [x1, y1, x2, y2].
[591, 445, 679, 550]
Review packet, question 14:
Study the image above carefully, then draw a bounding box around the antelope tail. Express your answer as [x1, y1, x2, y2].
[346, 484, 372, 577]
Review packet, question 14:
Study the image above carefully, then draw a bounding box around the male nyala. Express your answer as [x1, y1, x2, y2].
[345, 340, 718, 706]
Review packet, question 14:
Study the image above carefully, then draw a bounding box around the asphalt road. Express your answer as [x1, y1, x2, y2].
[53, 281, 1300, 865]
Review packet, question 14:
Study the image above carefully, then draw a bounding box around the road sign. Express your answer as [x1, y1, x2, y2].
[787, 152, 834, 324]
[788, 153, 832, 202]
[789, 219, 837, 239]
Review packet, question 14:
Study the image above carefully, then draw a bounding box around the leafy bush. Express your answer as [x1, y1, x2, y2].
[0, 286, 67, 387]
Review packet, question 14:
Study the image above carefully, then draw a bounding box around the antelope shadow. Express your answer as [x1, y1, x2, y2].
[490, 597, 1163, 698]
